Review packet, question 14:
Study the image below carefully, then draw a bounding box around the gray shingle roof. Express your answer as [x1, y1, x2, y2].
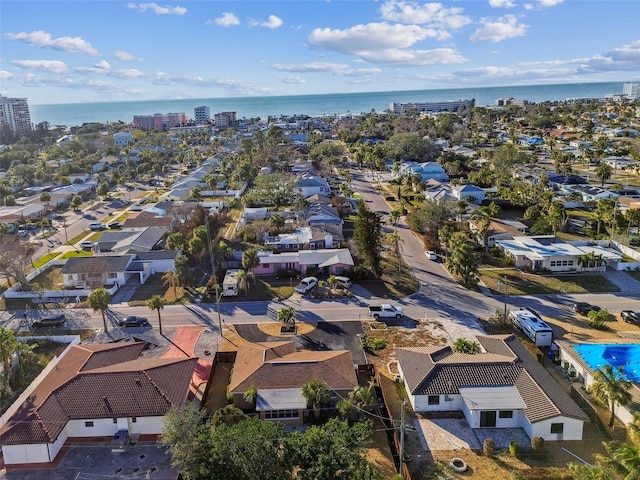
[62, 255, 134, 274]
[396, 334, 589, 424]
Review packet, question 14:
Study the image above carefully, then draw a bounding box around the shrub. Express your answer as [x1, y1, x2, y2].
[276, 268, 300, 279]
[362, 337, 388, 353]
[483, 438, 495, 457]
[531, 436, 544, 452]
[508, 441, 520, 457]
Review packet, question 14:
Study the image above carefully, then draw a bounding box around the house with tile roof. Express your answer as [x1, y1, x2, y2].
[0, 342, 197, 467]
[228, 341, 358, 425]
[395, 334, 589, 441]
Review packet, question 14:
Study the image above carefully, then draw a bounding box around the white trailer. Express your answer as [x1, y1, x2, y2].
[222, 269, 243, 297]
[509, 309, 553, 347]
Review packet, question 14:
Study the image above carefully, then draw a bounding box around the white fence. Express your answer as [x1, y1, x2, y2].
[0, 336, 80, 428]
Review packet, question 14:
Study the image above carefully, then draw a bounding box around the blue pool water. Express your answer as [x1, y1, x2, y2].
[573, 344, 640, 383]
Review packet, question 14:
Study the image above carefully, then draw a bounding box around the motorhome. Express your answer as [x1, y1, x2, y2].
[222, 269, 244, 297]
[509, 309, 553, 347]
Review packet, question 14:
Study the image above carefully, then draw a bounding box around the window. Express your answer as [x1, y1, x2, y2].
[551, 423, 564, 434]
[108, 272, 118, 279]
[113, 418, 117, 424]
[499, 410, 513, 419]
[131, 417, 137, 423]
[264, 409, 299, 420]
[428, 395, 440, 406]
[85, 421, 94, 427]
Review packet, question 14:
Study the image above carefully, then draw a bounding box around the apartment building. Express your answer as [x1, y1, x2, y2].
[133, 112, 188, 131]
[0, 95, 32, 136]
[391, 99, 475, 115]
[214, 111, 237, 128]
[194, 105, 211, 124]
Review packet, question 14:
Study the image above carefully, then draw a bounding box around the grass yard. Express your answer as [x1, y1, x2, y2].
[364, 256, 420, 298]
[480, 268, 619, 295]
[29, 266, 63, 290]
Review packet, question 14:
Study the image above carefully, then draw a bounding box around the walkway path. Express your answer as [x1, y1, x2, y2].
[163, 325, 213, 399]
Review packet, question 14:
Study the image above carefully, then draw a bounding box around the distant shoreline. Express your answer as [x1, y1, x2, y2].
[30, 81, 624, 127]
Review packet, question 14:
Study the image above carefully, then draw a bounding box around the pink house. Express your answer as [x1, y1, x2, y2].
[253, 248, 354, 277]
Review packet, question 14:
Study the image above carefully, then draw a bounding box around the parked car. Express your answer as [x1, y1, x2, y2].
[118, 315, 149, 327]
[33, 313, 66, 328]
[573, 302, 601, 316]
[294, 276, 318, 294]
[80, 241, 95, 251]
[368, 304, 404, 319]
[334, 275, 352, 289]
[425, 250, 437, 260]
[108, 221, 123, 229]
[88, 222, 106, 231]
[621, 310, 640, 325]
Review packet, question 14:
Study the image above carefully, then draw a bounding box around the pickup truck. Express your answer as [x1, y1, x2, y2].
[368, 304, 404, 319]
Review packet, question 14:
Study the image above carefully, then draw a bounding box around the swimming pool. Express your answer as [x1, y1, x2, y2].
[573, 343, 640, 383]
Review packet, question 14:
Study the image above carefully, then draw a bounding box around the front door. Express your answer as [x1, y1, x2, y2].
[480, 411, 496, 427]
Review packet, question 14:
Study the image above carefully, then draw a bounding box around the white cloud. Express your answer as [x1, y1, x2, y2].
[76, 61, 145, 78]
[379, 1, 472, 29]
[11, 60, 68, 73]
[489, 0, 515, 7]
[126, 3, 187, 15]
[524, 0, 563, 10]
[272, 62, 382, 76]
[576, 40, 640, 73]
[113, 50, 141, 61]
[359, 48, 466, 66]
[278, 75, 306, 84]
[213, 12, 240, 27]
[248, 15, 284, 29]
[309, 22, 439, 53]
[470, 15, 527, 42]
[4, 30, 98, 55]
[0, 71, 13, 80]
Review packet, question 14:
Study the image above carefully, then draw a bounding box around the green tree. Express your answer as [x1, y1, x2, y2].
[0, 328, 26, 404]
[159, 402, 206, 476]
[592, 364, 633, 427]
[453, 338, 481, 354]
[277, 306, 296, 328]
[471, 201, 500, 250]
[338, 382, 376, 420]
[353, 200, 382, 277]
[243, 384, 258, 409]
[301, 378, 330, 420]
[39, 191, 51, 202]
[71, 194, 82, 210]
[211, 404, 247, 427]
[446, 232, 479, 286]
[87, 287, 111, 332]
[165, 232, 185, 251]
[236, 269, 250, 296]
[146, 294, 165, 335]
[242, 248, 260, 285]
[588, 308, 611, 329]
[174, 254, 193, 288]
[595, 162, 614, 186]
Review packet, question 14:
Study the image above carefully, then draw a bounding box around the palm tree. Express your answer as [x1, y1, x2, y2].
[627, 412, 640, 447]
[446, 232, 479, 286]
[243, 384, 258, 409]
[237, 269, 250, 297]
[302, 379, 330, 420]
[597, 441, 640, 479]
[277, 306, 296, 328]
[327, 275, 338, 290]
[162, 270, 181, 299]
[471, 201, 500, 250]
[338, 382, 376, 420]
[592, 364, 633, 427]
[242, 248, 260, 285]
[88, 288, 111, 332]
[387, 208, 402, 227]
[595, 162, 614, 187]
[147, 294, 165, 335]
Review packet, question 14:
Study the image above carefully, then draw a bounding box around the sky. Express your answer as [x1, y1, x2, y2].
[1, 0, 639, 105]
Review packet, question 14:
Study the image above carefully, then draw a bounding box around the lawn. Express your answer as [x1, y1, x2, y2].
[363, 255, 420, 298]
[480, 268, 619, 295]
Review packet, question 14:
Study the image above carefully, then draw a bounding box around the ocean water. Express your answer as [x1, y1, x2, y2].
[30, 81, 624, 127]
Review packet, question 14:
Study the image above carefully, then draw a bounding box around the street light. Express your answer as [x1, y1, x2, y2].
[211, 284, 224, 337]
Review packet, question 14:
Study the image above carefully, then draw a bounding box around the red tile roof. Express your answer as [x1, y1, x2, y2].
[0, 343, 196, 445]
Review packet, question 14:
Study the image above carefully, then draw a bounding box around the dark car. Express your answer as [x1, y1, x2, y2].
[621, 310, 640, 325]
[33, 313, 66, 328]
[573, 302, 601, 316]
[109, 222, 123, 229]
[118, 315, 149, 327]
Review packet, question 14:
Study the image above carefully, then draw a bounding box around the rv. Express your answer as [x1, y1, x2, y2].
[222, 269, 243, 297]
[509, 309, 553, 347]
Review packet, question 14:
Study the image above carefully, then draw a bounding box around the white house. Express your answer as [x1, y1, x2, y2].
[296, 174, 331, 197]
[452, 184, 485, 204]
[399, 161, 449, 182]
[395, 334, 589, 441]
[0, 342, 197, 467]
[113, 131, 134, 146]
[496, 236, 621, 272]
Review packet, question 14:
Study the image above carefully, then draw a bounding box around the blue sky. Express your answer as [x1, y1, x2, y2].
[1, 0, 639, 105]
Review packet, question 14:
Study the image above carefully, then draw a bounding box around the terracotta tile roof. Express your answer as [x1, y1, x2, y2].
[229, 341, 357, 394]
[396, 334, 589, 424]
[0, 343, 197, 446]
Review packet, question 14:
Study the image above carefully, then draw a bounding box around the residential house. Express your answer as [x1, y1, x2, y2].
[452, 184, 486, 204]
[264, 224, 344, 252]
[61, 251, 179, 289]
[395, 334, 589, 441]
[304, 202, 343, 226]
[296, 174, 331, 197]
[0, 342, 197, 467]
[496, 235, 621, 272]
[228, 341, 358, 425]
[469, 219, 527, 248]
[253, 248, 354, 277]
[113, 131, 134, 146]
[0, 203, 47, 223]
[399, 161, 449, 182]
[95, 226, 167, 253]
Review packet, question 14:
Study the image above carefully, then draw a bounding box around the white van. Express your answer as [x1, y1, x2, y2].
[334, 276, 352, 289]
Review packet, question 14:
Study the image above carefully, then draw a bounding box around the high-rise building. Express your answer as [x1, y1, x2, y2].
[390, 99, 475, 115]
[194, 105, 211, 124]
[0, 95, 32, 136]
[622, 82, 640, 98]
[214, 111, 236, 128]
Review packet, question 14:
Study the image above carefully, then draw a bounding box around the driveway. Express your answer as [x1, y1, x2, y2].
[234, 321, 367, 364]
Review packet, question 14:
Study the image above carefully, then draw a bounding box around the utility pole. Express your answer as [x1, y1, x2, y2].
[399, 400, 405, 478]
[503, 275, 509, 320]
